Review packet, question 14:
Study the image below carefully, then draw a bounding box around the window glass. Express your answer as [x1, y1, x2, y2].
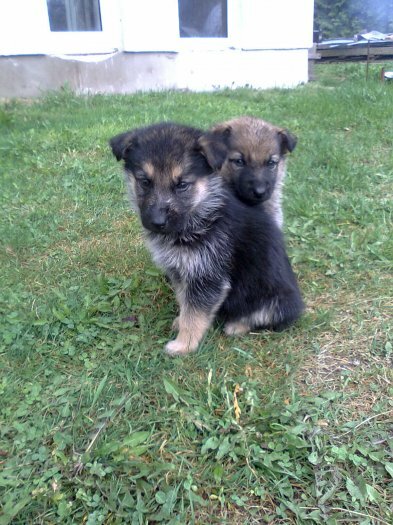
[178, 0, 228, 38]
[47, 0, 102, 32]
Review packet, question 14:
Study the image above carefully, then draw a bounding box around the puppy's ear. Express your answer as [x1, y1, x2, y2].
[198, 125, 231, 170]
[109, 131, 138, 161]
[278, 129, 297, 154]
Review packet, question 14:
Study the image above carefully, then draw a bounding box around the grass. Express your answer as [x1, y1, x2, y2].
[0, 62, 392, 524]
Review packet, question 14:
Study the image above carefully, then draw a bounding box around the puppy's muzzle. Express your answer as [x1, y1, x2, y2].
[142, 205, 170, 233]
[245, 181, 272, 204]
[252, 182, 268, 200]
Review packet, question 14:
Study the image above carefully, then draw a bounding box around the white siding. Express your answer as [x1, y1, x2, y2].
[0, 0, 314, 95]
[121, 0, 179, 52]
[239, 0, 314, 50]
[0, 0, 120, 55]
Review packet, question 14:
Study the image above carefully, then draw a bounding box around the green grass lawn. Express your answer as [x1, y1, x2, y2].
[0, 62, 392, 524]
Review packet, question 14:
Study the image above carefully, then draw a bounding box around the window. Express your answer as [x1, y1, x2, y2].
[46, 0, 102, 32]
[178, 0, 228, 38]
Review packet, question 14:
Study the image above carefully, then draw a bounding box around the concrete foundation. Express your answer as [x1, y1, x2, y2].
[0, 49, 309, 98]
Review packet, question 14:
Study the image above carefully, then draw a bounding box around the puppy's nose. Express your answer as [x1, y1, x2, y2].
[253, 184, 267, 199]
[150, 207, 168, 229]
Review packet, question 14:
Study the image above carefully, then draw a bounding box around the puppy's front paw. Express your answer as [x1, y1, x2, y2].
[164, 339, 195, 356]
[224, 320, 250, 336]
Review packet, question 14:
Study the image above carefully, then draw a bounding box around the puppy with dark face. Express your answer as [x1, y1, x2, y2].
[199, 116, 297, 228]
[110, 123, 219, 238]
[110, 122, 303, 356]
[110, 123, 229, 356]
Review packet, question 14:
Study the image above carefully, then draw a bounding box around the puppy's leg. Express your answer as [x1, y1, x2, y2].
[165, 279, 230, 356]
[225, 292, 303, 335]
[224, 300, 278, 336]
[165, 307, 213, 356]
[224, 320, 251, 336]
[170, 279, 184, 333]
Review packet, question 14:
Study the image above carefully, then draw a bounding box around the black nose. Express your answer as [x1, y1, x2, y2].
[150, 207, 169, 230]
[253, 184, 267, 199]
[151, 217, 166, 229]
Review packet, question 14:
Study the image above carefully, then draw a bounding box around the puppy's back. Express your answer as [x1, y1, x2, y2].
[219, 196, 304, 329]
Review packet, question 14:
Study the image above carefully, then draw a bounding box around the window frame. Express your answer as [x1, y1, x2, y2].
[46, 0, 103, 32]
[44, 0, 120, 55]
[177, 0, 228, 40]
[177, 0, 237, 51]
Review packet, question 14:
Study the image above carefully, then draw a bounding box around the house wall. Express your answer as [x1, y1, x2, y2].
[0, 49, 309, 98]
[0, 0, 314, 97]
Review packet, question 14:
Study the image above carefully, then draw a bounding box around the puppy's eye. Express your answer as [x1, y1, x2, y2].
[139, 178, 152, 188]
[175, 181, 190, 191]
[266, 159, 278, 168]
[230, 158, 245, 167]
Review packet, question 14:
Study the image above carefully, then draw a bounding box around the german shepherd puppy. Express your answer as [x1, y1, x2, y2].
[199, 116, 297, 228]
[110, 122, 303, 356]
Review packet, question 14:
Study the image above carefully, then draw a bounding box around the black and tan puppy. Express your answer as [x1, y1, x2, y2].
[199, 116, 297, 228]
[110, 122, 303, 356]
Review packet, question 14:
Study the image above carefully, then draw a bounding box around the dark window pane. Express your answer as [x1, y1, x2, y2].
[178, 0, 228, 38]
[47, 0, 102, 32]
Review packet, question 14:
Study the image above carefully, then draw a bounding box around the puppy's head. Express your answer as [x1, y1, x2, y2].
[110, 123, 221, 236]
[199, 116, 296, 205]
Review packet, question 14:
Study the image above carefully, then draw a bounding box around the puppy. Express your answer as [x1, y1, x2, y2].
[110, 122, 303, 356]
[199, 116, 297, 228]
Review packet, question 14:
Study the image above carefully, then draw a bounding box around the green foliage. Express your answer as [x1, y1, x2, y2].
[0, 63, 392, 523]
[314, 0, 393, 39]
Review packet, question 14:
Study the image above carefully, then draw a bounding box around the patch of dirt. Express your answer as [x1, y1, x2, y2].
[296, 288, 392, 417]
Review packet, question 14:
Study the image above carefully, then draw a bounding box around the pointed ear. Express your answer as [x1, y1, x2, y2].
[109, 131, 138, 161]
[278, 129, 297, 154]
[198, 125, 231, 170]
